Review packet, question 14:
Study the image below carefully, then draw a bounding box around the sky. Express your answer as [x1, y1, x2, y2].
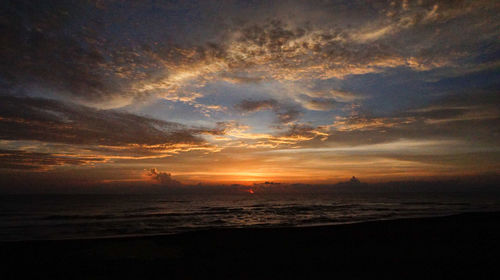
[1, 0, 499, 189]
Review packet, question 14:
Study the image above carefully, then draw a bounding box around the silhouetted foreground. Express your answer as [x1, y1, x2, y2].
[2, 212, 500, 279]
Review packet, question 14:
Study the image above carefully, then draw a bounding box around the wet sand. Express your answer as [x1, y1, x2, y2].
[2, 212, 500, 279]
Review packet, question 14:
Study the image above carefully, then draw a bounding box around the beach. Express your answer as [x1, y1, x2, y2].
[2, 211, 499, 279]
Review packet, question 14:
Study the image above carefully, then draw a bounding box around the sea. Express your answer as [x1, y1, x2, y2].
[1, 191, 500, 241]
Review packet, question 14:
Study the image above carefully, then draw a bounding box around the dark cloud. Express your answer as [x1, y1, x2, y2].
[0, 149, 105, 171]
[235, 99, 301, 124]
[0, 96, 223, 148]
[224, 1, 498, 80]
[146, 168, 181, 186]
[261, 88, 499, 150]
[235, 19, 309, 54]
[223, 20, 397, 77]
[235, 99, 278, 112]
[1, 1, 109, 100]
[220, 73, 265, 84]
[203, 121, 240, 136]
[395, 89, 500, 126]
[305, 98, 342, 111]
[3, 0, 498, 106]
[411, 108, 469, 120]
[276, 107, 302, 124]
[0, 0, 161, 105]
[282, 124, 319, 139]
[323, 100, 500, 147]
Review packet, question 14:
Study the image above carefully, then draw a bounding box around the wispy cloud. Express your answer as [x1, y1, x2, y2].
[235, 99, 302, 124]
[0, 149, 106, 171]
[0, 96, 224, 165]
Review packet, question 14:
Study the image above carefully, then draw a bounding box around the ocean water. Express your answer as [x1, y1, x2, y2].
[1, 191, 499, 241]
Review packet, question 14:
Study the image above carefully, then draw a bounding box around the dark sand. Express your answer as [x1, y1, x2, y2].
[2, 212, 500, 279]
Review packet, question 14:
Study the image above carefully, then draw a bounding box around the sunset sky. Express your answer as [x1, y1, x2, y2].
[1, 0, 499, 189]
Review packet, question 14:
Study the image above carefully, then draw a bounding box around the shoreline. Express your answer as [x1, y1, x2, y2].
[2, 211, 500, 279]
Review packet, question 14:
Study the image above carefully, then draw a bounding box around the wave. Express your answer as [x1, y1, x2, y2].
[44, 214, 113, 220]
[399, 202, 470, 206]
[41, 201, 475, 223]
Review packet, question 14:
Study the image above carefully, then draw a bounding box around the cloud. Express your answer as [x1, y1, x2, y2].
[408, 106, 499, 124]
[2, 0, 498, 110]
[0, 149, 105, 171]
[292, 86, 363, 112]
[275, 107, 302, 124]
[332, 116, 416, 132]
[220, 73, 265, 84]
[3, 0, 495, 114]
[0, 96, 196, 145]
[0, 96, 223, 159]
[303, 98, 341, 111]
[133, 6, 496, 105]
[403, 90, 500, 125]
[235, 99, 302, 124]
[316, 92, 500, 147]
[145, 168, 181, 186]
[0, 1, 142, 107]
[280, 124, 328, 141]
[235, 99, 278, 112]
[210, 121, 327, 148]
